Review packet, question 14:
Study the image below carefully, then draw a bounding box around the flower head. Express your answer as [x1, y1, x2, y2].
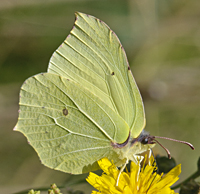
[86, 156, 181, 194]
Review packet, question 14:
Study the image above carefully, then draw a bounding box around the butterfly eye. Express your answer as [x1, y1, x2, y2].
[141, 137, 149, 144]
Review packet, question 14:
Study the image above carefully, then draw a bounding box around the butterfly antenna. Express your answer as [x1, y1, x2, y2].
[154, 136, 195, 150]
[153, 139, 171, 159]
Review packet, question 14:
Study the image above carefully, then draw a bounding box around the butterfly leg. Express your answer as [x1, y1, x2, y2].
[148, 148, 152, 165]
[116, 158, 129, 186]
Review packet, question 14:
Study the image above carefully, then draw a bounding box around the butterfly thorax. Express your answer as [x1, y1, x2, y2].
[113, 130, 155, 165]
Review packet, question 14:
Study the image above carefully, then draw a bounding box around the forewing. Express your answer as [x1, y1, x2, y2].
[48, 12, 145, 136]
[15, 73, 129, 173]
[128, 71, 146, 138]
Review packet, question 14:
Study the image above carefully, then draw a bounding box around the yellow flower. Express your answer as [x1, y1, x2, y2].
[86, 156, 181, 194]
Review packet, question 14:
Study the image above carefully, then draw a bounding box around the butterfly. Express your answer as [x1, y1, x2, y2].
[14, 12, 193, 174]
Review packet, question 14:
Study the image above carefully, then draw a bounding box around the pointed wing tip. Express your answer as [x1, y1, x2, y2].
[74, 11, 80, 20]
[74, 12, 97, 22]
[74, 11, 87, 20]
[13, 125, 17, 131]
[13, 123, 21, 132]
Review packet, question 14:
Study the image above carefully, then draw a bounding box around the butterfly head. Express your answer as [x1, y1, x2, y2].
[130, 130, 156, 154]
[132, 131, 195, 159]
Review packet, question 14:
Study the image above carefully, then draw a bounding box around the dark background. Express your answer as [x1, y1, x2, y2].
[0, 0, 199, 193]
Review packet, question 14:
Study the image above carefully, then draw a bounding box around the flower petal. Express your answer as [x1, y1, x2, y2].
[156, 164, 181, 189]
[86, 156, 181, 194]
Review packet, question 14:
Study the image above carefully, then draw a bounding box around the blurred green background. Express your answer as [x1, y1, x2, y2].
[0, 0, 199, 193]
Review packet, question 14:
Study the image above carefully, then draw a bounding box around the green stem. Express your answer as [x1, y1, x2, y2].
[171, 170, 200, 190]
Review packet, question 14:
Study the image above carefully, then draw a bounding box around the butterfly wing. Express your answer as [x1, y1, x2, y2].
[15, 73, 129, 173]
[48, 12, 145, 138]
[15, 12, 146, 174]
